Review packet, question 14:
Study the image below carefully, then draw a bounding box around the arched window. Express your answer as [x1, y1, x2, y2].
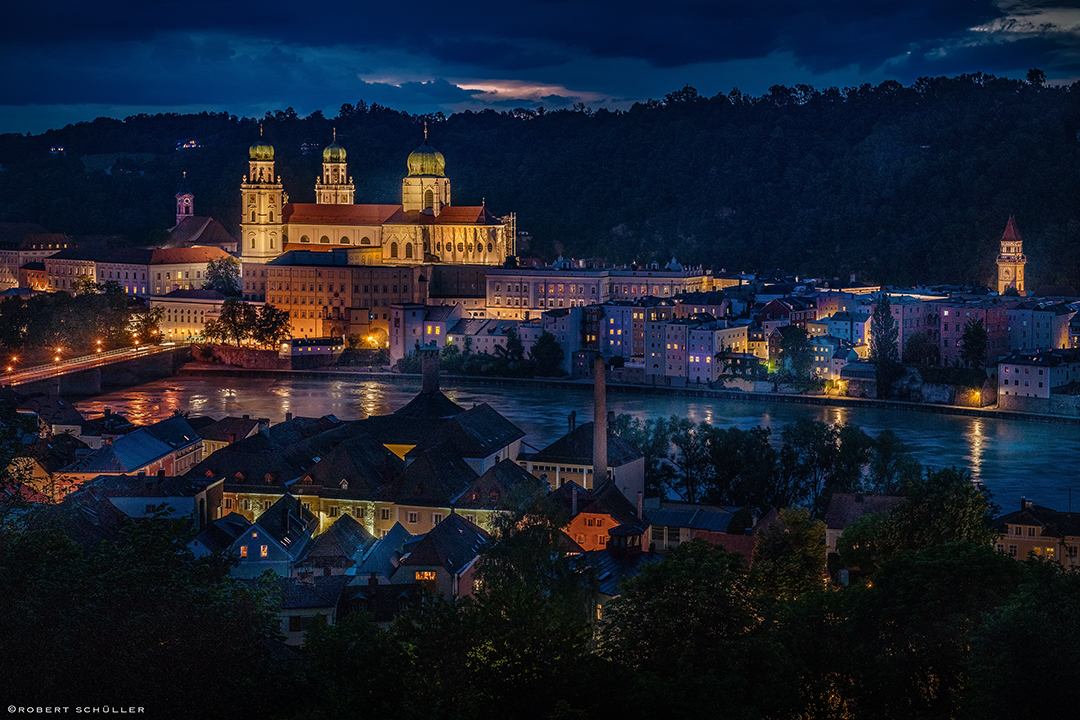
[341, 236, 350, 245]
[269, 211, 274, 222]
[424, 189, 434, 210]
[405, 243, 414, 259]
[250, 211, 256, 222]
[250, 237, 255, 249]
[320, 235, 330, 244]
[270, 236, 275, 249]
[300, 235, 310, 243]
[360, 236, 371, 245]
[390, 242, 398, 258]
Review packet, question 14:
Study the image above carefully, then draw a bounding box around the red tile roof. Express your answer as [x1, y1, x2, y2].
[1001, 216, 1023, 243]
[282, 204, 400, 226]
[150, 246, 233, 264]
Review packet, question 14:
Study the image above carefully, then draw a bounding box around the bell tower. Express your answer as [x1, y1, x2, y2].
[402, 123, 451, 215]
[316, 128, 354, 204]
[240, 126, 284, 264]
[996, 215, 1027, 294]
[175, 171, 194, 227]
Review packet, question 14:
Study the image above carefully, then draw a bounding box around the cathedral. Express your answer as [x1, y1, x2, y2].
[239, 129, 515, 266]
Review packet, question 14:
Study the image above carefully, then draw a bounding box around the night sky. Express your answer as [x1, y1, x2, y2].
[4, 1, 1080, 134]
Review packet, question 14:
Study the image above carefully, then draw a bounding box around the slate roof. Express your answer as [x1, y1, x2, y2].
[17, 393, 85, 427]
[158, 288, 227, 301]
[340, 582, 422, 622]
[68, 415, 201, 474]
[531, 421, 641, 468]
[168, 216, 237, 247]
[269, 415, 344, 446]
[82, 472, 218, 499]
[392, 390, 466, 419]
[191, 432, 301, 489]
[362, 402, 523, 458]
[583, 547, 663, 598]
[825, 493, 903, 531]
[198, 416, 260, 443]
[995, 501, 1080, 538]
[256, 493, 319, 550]
[356, 522, 412, 579]
[54, 488, 131, 549]
[276, 574, 351, 610]
[394, 443, 477, 506]
[309, 433, 403, 498]
[384, 206, 503, 226]
[548, 479, 644, 528]
[192, 512, 251, 553]
[298, 514, 375, 568]
[48, 246, 153, 264]
[645, 506, 734, 533]
[398, 512, 491, 576]
[456, 459, 545, 510]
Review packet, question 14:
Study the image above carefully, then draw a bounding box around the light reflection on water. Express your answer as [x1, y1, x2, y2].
[75, 375, 1080, 511]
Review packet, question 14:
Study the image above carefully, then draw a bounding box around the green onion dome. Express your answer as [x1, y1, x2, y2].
[249, 139, 275, 161]
[406, 142, 445, 177]
[323, 142, 346, 163]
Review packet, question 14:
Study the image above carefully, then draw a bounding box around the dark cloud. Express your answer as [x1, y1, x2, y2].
[890, 31, 1080, 80]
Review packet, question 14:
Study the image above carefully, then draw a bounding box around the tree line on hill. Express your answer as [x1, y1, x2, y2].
[2, 73, 1078, 286]
[1, 443, 1074, 719]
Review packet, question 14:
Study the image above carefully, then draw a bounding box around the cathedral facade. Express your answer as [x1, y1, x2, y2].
[240, 132, 515, 267]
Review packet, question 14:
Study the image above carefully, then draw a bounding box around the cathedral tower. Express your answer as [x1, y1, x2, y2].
[175, 171, 194, 226]
[315, 129, 354, 204]
[401, 125, 450, 215]
[996, 216, 1027, 294]
[240, 129, 284, 264]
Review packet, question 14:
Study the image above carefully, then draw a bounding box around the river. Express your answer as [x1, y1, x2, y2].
[74, 373, 1080, 512]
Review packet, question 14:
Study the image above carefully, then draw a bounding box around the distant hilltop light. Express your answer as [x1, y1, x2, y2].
[176, 139, 202, 150]
[49, 146, 65, 156]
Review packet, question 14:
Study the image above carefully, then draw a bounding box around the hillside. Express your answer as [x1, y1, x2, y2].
[1, 73, 1077, 286]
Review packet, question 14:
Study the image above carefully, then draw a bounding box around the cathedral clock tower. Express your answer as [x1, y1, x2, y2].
[240, 131, 284, 264]
[316, 129, 354, 204]
[996, 216, 1027, 295]
[175, 171, 194, 227]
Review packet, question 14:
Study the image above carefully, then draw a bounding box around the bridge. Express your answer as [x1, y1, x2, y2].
[3, 343, 191, 396]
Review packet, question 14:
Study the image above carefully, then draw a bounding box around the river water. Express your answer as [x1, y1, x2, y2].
[75, 374, 1080, 511]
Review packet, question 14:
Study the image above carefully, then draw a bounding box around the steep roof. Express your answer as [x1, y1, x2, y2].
[298, 514, 375, 566]
[309, 433, 403, 497]
[456, 459, 545, 510]
[996, 501, 1080, 538]
[394, 443, 477, 506]
[531, 421, 641, 468]
[384, 206, 503, 226]
[825, 493, 903, 531]
[198, 416, 260, 443]
[276, 574, 351, 610]
[356, 522, 412, 578]
[398, 512, 491, 576]
[192, 512, 251, 553]
[1001, 216, 1023, 244]
[169, 216, 237, 247]
[254, 493, 319, 550]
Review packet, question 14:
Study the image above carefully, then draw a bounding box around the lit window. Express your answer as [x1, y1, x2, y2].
[415, 571, 437, 581]
[260, 545, 268, 557]
[240, 546, 247, 558]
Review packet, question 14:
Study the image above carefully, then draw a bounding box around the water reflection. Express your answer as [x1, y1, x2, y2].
[75, 376, 1080, 509]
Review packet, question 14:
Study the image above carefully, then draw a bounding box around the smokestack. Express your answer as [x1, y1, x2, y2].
[637, 491, 643, 520]
[285, 412, 293, 422]
[420, 345, 440, 394]
[593, 354, 607, 487]
[572, 485, 578, 517]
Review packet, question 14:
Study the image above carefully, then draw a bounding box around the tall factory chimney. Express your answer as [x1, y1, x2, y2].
[593, 354, 607, 488]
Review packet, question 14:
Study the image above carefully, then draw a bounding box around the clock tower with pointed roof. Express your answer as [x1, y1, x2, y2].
[996, 216, 1027, 294]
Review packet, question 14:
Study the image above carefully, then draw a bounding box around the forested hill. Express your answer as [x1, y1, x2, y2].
[1, 73, 1078, 287]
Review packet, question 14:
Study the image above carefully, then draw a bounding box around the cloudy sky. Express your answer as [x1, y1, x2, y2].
[3, 0, 1080, 135]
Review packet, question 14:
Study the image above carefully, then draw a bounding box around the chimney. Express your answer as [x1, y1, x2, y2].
[369, 571, 378, 587]
[419, 345, 441, 394]
[1022, 497, 1033, 511]
[637, 491, 643, 521]
[258, 418, 270, 436]
[104, 407, 111, 418]
[572, 485, 578, 517]
[285, 412, 293, 422]
[593, 355, 607, 487]
[157, 468, 165, 481]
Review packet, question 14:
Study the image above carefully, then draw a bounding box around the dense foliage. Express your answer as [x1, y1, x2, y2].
[2, 74, 1078, 286]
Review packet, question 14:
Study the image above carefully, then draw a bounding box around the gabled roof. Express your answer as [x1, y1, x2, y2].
[583, 547, 662, 598]
[356, 522, 412, 578]
[384, 206, 503, 226]
[169, 216, 237, 247]
[192, 512, 251, 554]
[392, 390, 466, 419]
[198, 416, 260, 443]
[456, 459, 545, 510]
[825, 493, 903, 531]
[17, 393, 85, 427]
[549, 479, 643, 528]
[298, 514, 375, 566]
[84, 472, 219, 499]
[254, 494, 318, 551]
[398, 512, 491, 576]
[996, 502, 1080, 538]
[309, 434, 403, 498]
[395, 443, 477, 506]
[276, 575, 351, 610]
[531, 421, 641, 468]
[364, 402, 523, 458]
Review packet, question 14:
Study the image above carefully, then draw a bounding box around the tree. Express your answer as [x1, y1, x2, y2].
[960, 318, 989, 368]
[866, 429, 922, 494]
[870, 293, 900, 397]
[751, 507, 827, 600]
[252, 304, 291, 348]
[502, 327, 525, 362]
[778, 326, 813, 378]
[703, 425, 778, 508]
[128, 306, 164, 345]
[205, 256, 241, 296]
[901, 330, 937, 365]
[1026, 68, 1047, 86]
[611, 414, 674, 498]
[599, 540, 789, 716]
[72, 275, 99, 295]
[529, 331, 564, 377]
[667, 417, 710, 502]
[214, 298, 257, 345]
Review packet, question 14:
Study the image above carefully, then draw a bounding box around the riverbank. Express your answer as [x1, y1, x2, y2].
[175, 362, 1080, 426]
